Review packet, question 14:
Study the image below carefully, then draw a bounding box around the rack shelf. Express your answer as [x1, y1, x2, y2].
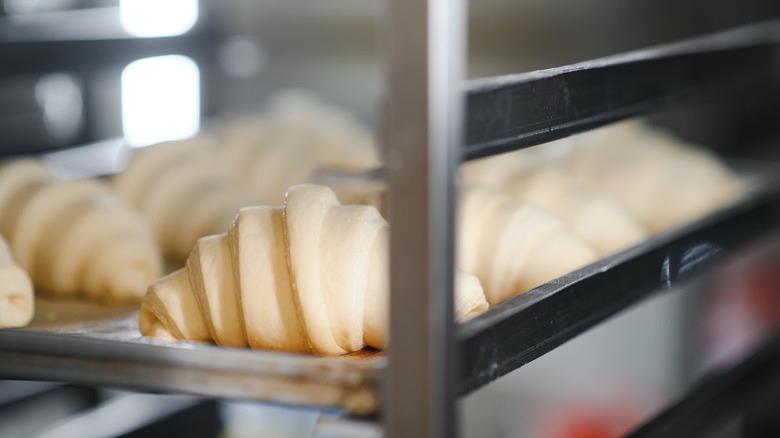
[1, 165, 777, 415]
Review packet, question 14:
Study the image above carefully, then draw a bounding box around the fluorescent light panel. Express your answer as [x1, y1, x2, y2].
[121, 55, 200, 147]
[120, 0, 199, 38]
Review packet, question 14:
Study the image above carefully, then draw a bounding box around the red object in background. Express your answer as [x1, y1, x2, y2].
[557, 417, 613, 438]
[742, 261, 780, 327]
[536, 394, 640, 438]
[700, 242, 780, 373]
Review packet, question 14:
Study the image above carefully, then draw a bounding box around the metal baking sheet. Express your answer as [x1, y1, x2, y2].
[0, 164, 777, 413]
[0, 298, 384, 415]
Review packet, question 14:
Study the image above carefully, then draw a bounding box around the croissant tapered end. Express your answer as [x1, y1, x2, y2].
[0, 235, 34, 328]
[455, 270, 489, 322]
[140, 269, 211, 342]
[0, 266, 34, 328]
[138, 301, 176, 341]
[458, 186, 598, 305]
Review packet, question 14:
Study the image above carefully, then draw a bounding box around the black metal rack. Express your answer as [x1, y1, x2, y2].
[458, 180, 780, 395]
[384, 7, 780, 435]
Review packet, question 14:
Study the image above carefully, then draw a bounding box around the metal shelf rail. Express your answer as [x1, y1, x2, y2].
[385, 0, 464, 436]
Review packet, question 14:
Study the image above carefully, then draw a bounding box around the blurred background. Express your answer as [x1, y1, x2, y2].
[1, 0, 780, 437]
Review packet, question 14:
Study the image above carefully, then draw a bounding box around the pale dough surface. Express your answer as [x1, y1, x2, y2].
[0, 235, 34, 328]
[140, 184, 489, 354]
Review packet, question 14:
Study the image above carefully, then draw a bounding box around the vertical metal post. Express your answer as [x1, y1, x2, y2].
[385, 0, 465, 436]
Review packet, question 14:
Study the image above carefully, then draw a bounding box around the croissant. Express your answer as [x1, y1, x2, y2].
[217, 92, 381, 205]
[461, 146, 647, 256]
[0, 158, 162, 302]
[458, 186, 598, 305]
[0, 235, 34, 328]
[567, 122, 743, 233]
[218, 122, 321, 205]
[503, 166, 648, 255]
[112, 139, 250, 261]
[140, 184, 489, 354]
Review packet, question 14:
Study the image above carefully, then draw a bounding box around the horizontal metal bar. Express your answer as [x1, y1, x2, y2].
[457, 181, 780, 395]
[0, 316, 382, 414]
[464, 20, 780, 160]
[0, 34, 213, 77]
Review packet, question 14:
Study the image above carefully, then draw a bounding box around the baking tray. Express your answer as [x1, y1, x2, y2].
[0, 299, 383, 415]
[0, 163, 776, 413]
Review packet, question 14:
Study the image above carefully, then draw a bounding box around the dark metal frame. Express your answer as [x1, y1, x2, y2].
[464, 21, 780, 159]
[384, 14, 780, 436]
[458, 182, 780, 395]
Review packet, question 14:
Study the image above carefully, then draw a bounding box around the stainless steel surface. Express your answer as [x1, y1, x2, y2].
[40, 138, 132, 180]
[35, 393, 202, 438]
[0, 298, 382, 415]
[385, 0, 464, 435]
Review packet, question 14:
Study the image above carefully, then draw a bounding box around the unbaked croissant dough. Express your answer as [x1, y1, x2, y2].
[112, 139, 250, 261]
[0, 235, 34, 328]
[113, 91, 382, 259]
[458, 186, 598, 305]
[567, 122, 743, 233]
[216, 91, 381, 205]
[140, 184, 489, 354]
[503, 166, 648, 255]
[0, 159, 162, 302]
[460, 121, 741, 251]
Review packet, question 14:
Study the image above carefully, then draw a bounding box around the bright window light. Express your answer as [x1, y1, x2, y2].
[121, 55, 200, 147]
[120, 0, 199, 38]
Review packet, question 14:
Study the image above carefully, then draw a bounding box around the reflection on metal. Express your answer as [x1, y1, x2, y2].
[679, 243, 724, 276]
[41, 138, 133, 180]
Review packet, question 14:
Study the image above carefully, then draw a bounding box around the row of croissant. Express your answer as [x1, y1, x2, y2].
[0, 91, 742, 355]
